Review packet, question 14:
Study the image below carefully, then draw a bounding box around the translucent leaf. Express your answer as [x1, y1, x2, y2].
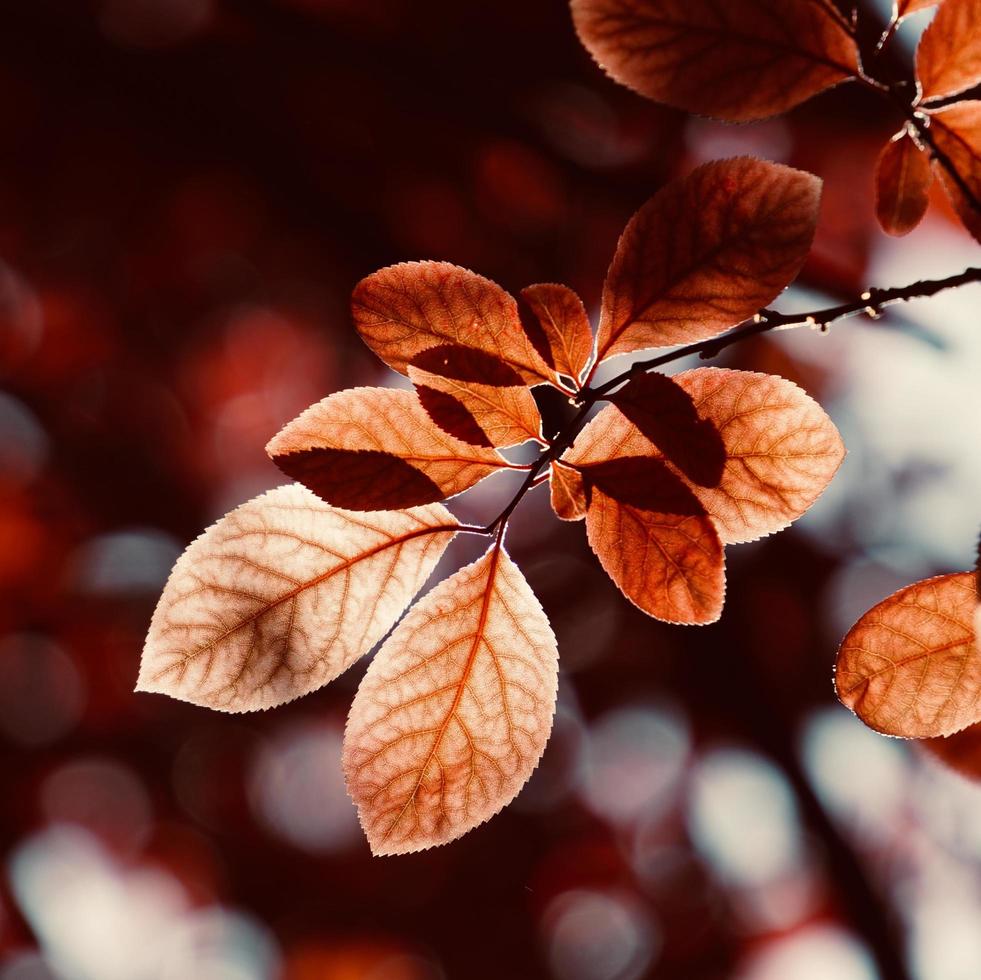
[520, 283, 594, 385]
[571, 0, 859, 122]
[549, 461, 588, 522]
[136, 485, 458, 712]
[408, 345, 543, 449]
[594, 158, 821, 364]
[582, 464, 725, 625]
[928, 100, 981, 243]
[836, 572, 981, 738]
[351, 261, 552, 385]
[916, 0, 981, 102]
[895, 0, 938, 20]
[874, 130, 932, 236]
[343, 544, 558, 855]
[266, 387, 513, 510]
[566, 368, 845, 543]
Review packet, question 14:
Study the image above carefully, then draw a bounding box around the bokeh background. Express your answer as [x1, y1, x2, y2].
[1, 1, 980, 978]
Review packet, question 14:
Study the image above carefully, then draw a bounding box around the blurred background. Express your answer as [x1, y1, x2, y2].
[1, 0, 980, 978]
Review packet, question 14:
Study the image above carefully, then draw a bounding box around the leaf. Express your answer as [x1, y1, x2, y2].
[928, 101, 981, 243]
[351, 261, 552, 385]
[922, 722, 981, 780]
[343, 543, 558, 855]
[874, 130, 933, 236]
[608, 372, 725, 487]
[916, 0, 981, 102]
[582, 464, 725, 625]
[266, 387, 513, 510]
[520, 283, 594, 385]
[136, 485, 458, 712]
[835, 572, 981, 738]
[566, 368, 845, 544]
[895, 0, 938, 20]
[407, 345, 543, 449]
[550, 461, 588, 521]
[571, 0, 859, 123]
[593, 158, 821, 365]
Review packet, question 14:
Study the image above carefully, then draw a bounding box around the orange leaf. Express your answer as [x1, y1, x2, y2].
[836, 572, 981, 738]
[874, 130, 932, 236]
[549, 461, 588, 521]
[916, 0, 981, 102]
[520, 283, 594, 385]
[343, 543, 558, 855]
[571, 0, 859, 122]
[608, 372, 725, 487]
[407, 345, 543, 449]
[582, 463, 725, 625]
[922, 722, 981, 780]
[593, 159, 821, 365]
[136, 485, 458, 712]
[928, 100, 981, 243]
[895, 0, 937, 19]
[266, 387, 513, 510]
[351, 261, 552, 385]
[566, 368, 845, 544]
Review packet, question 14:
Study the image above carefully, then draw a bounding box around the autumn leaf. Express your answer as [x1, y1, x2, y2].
[266, 387, 515, 510]
[571, 0, 859, 123]
[351, 261, 552, 385]
[928, 101, 981, 243]
[579, 457, 725, 624]
[520, 283, 594, 385]
[550, 461, 588, 521]
[874, 129, 932, 236]
[593, 158, 821, 366]
[343, 543, 558, 855]
[407, 345, 543, 449]
[608, 372, 725, 487]
[566, 368, 845, 544]
[136, 485, 458, 712]
[836, 572, 981, 738]
[895, 0, 937, 19]
[916, 0, 981, 103]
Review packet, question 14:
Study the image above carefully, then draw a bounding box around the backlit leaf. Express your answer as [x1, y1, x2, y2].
[582, 468, 725, 625]
[571, 0, 859, 122]
[928, 101, 981, 243]
[343, 544, 558, 855]
[916, 0, 981, 102]
[408, 345, 543, 449]
[352, 261, 552, 385]
[566, 368, 845, 543]
[594, 159, 821, 364]
[136, 485, 457, 712]
[550, 461, 588, 521]
[895, 0, 938, 20]
[836, 572, 981, 738]
[520, 283, 594, 385]
[266, 387, 513, 510]
[874, 129, 932, 236]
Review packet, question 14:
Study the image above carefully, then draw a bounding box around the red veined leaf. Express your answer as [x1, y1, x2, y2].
[593, 158, 821, 365]
[928, 101, 981, 243]
[351, 261, 552, 385]
[922, 722, 981, 780]
[874, 129, 932, 236]
[520, 283, 594, 385]
[566, 368, 845, 544]
[266, 387, 513, 510]
[916, 0, 981, 102]
[608, 372, 725, 487]
[836, 572, 981, 738]
[343, 543, 558, 855]
[571, 0, 859, 123]
[581, 461, 725, 625]
[550, 461, 588, 521]
[895, 0, 938, 20]
[136, 485, 458, 712]
[407, 345, 543, 449]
